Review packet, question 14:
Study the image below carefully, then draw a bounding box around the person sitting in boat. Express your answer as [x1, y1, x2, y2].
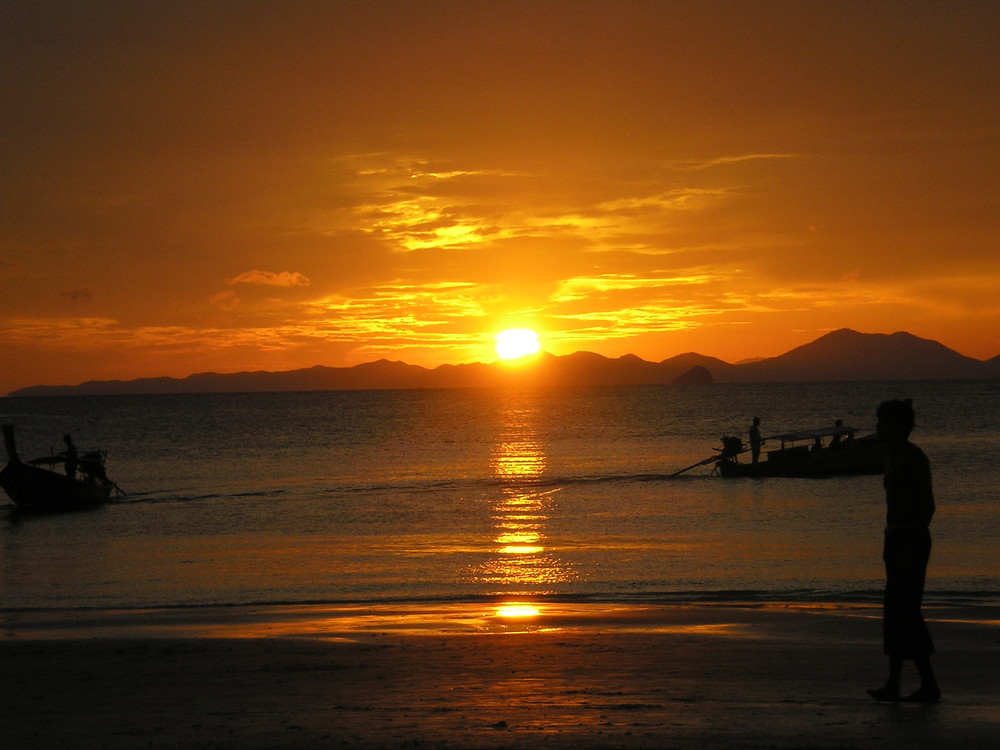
[62, 434, 78, 479]
[748, 417, 765, 464]
[831, 420, 844, 447]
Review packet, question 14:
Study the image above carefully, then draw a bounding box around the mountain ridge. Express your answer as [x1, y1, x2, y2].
[7, 329, 1000, 396]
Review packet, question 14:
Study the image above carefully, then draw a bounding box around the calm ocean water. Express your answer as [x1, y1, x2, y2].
[2, 381, 998, 612]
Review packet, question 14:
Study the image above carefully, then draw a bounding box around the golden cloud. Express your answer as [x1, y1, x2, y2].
[227, 270, 311, 287]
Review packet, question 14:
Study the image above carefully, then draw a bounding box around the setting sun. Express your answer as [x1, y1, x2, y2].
[2, 3, 1000, 397]
[494, 328, 541, 360]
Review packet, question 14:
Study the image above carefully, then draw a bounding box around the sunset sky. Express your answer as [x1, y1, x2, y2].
[3, 1, 999, 393]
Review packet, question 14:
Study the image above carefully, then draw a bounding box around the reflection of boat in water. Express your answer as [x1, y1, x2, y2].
[1, 425, 120, 513]
[715, 425, 886, 478]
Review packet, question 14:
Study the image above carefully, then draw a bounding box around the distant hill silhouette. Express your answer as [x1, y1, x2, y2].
[734, 329, 997, 382]
[8, 329, 999, 396]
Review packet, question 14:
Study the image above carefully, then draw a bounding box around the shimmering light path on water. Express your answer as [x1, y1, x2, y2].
[2, 381, 999, 611]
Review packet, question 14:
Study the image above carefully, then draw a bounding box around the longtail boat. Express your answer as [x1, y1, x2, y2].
[1, 425, 120, 513]
[714, 424, 886, 478]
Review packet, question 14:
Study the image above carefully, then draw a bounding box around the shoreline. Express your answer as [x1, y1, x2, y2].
[3, 602, 998, 749]
[3, 598, 998, 640]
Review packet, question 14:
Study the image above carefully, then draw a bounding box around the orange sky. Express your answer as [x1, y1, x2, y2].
[2, 1, 999, 394]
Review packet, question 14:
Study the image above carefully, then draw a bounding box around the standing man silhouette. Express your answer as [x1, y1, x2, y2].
[868, 399, 940, 703]
[62, 434, 78, 479]
[748, 417, 765, 464]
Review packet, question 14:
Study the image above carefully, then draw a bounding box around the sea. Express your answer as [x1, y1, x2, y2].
[2, 380, 998, 613]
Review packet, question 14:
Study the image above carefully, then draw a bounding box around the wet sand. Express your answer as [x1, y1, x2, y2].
[2, 602, 998, 749]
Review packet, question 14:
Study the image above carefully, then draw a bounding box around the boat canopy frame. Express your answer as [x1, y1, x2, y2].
[766, 425, 857, 445]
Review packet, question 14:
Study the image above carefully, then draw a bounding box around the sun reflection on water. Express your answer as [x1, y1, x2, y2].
[496, 603, 541, 618]
[491, 436, 546, 481]
[474, 397, 576, 596]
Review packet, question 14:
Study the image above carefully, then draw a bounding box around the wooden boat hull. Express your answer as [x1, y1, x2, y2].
[716, 458, 884, 478]
[1, 458, 113, 513]
[716, 439, 886, 478]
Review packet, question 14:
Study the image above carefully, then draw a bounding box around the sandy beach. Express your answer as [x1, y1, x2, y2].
[2, 602, 998, 749]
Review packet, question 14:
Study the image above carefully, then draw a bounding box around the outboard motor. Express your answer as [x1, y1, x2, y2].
[79, 451, 108, 483]
[720, 435, 744, 460]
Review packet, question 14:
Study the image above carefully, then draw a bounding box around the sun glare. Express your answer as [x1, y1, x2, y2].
[494, 328, 541, 360]
[496, 603, 541, 618]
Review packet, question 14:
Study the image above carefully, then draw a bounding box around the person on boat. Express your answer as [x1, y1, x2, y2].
[748, 417, 765, 464]
[831, 419, 844, 448]
[62, 434, 78, 479]
[867, 398, 940, 703]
